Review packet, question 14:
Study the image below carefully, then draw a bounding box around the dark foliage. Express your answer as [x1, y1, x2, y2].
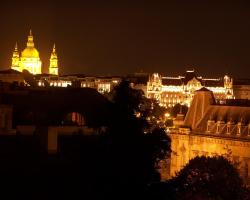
[98, 80, 172, 197]
[153, 156, 250, 200]
[171, 103, 188, 118]
[22, 69, 38, 87]
[165, 119, 173, 127]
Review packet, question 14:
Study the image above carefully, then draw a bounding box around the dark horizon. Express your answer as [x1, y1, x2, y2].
[0, 1, 250, 78]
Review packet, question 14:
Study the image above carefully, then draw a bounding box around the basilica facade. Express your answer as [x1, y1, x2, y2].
[11, 30, 58, 75]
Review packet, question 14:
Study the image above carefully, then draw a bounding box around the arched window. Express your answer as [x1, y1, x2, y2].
[71, 112, 85, 126]
[216, 121, 225, 133]
[64, 112, 85, 126]
[226, 121, 234, 134]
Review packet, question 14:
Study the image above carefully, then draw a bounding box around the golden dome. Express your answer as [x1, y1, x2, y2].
[21, 47, 39, 58]
[21, 30, 40, 58]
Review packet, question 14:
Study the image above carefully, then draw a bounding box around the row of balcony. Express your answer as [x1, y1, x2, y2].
[206, 120, 250, 136]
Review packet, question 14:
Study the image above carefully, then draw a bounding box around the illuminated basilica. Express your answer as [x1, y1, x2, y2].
[11, 30, 58, 75]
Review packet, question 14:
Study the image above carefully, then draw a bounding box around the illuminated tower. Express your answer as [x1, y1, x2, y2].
[224, 75, 234, 99]
[19, 30, 42, 74]
[49, 44, 58, 75]
[147, 73, 162, 103]
[11, 42, 20, 72]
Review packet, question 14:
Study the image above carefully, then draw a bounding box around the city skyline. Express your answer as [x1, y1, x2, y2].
[0, 1, 250, 78]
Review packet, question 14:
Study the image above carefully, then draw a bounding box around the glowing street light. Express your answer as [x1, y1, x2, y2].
[165, 112, 170, 118]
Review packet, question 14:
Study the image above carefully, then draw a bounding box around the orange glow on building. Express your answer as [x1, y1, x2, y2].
[146, 70, 234, 108]
[11, 30, 58, 75]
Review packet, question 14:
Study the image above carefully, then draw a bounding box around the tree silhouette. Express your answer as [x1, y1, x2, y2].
[171, 103, 188, 118]
[109, 80, 144, 117]
[97, 80, 172, 198]
[165, 156, 250, 200]
[22, 69, 37, 87]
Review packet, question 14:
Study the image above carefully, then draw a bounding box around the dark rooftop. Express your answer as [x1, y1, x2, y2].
[196, 87, 211, 92]
[234, 78, 250, 86]
[0, 69, 21, 75]
[162, 78, 182, 86]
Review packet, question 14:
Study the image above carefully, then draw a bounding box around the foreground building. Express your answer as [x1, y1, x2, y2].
[0, 84, 111, 153]
[168, 88, 250, 184]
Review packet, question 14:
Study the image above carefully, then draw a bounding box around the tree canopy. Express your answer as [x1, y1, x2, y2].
[171, 103, 188, 118]
[164, 156, 249, 200]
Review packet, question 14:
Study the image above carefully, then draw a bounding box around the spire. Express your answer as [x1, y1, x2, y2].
[49, 43, 58, 75]
[27, 29, 34, 48]
[14, 42, 18, 51]
[13, 42, 19, 56]
[50, 43, 57, 58]
[53, 43, 56, 53]
[13, 42, 19, 58]
[11, 42, 20, 69]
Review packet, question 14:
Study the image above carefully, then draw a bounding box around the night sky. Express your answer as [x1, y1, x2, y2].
[0, 1, 250, 78]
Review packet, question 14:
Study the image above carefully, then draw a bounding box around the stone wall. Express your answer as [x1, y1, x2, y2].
[168, 131, 250, 184]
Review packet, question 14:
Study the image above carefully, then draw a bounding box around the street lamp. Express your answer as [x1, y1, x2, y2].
[165, 112, 170, 118]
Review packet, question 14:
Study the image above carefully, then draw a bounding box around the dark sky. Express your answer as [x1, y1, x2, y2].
[0, 1, 250, 78]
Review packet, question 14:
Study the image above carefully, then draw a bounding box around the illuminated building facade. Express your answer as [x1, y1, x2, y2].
[37, 70, 234, 99]
[11, 30, 58, 75]
[80, 77, 119, 93]
[49, 44, 59, 75]
[37, 75, 120, 94]
[147, 70, 234, 107]
[167, 88, 250, 184]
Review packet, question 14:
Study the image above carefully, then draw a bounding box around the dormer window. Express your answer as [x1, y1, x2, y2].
[207, 119, 215, 132]
[237, 122, 242, 136]
[226, 121, 234, 135]
[216, 120, 225, 133]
